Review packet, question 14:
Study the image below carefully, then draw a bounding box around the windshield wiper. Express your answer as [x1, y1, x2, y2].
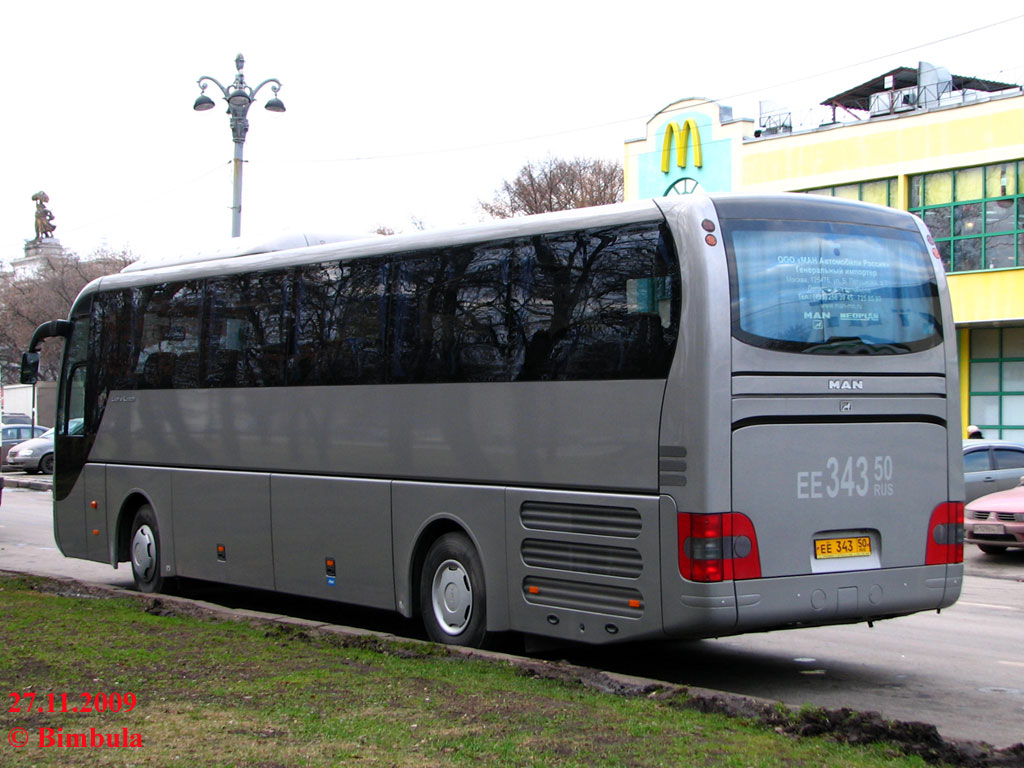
[804, 336, 909, 355]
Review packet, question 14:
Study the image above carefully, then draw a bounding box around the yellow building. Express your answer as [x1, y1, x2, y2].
[625, 65, 1024, 439]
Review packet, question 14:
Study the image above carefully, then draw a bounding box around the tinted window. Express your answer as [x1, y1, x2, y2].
[93, 289, 139, 393]
[134, 282, 203, 389]
[390, 248, 478, 383]
[963, 449, 991, 472]
[518, 225, 676, 380]
[294, 260, 387, 386]
[86, 220, 679, 390]
[207, 271, 290, 388]
[727, 219, 942, 354]
[994, 448, 1024, 470]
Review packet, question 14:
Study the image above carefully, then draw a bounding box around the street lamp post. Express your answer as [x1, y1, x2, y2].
[193, 53, 286, 238]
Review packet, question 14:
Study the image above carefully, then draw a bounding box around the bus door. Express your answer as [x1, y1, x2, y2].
[51, 305, 95, 559]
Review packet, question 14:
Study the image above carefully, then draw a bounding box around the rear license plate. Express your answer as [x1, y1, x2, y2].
[973, 523, 1005, 534]
[814, 536, 872, 559]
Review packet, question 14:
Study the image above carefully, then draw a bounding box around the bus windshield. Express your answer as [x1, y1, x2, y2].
[727, 219, 942, 354]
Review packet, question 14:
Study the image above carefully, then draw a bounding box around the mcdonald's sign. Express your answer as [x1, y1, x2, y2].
[661, 119, 703, 173]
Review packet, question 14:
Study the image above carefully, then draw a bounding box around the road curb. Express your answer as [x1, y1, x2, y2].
[0, 474, 52, 492]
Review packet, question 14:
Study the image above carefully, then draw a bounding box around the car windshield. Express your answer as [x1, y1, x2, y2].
[40, 428, 55, 439]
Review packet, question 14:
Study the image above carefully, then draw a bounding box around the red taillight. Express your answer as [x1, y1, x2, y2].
[678, 512, 761, 582]
[926, 502, 964, 565]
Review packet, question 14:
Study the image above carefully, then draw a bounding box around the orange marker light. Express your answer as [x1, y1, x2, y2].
[527, 586, 540, 595]
[628, 599, 641, 609]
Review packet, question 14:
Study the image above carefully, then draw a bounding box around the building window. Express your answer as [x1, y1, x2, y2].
[910, 161, 1023, 272]
[804, 178, 897, 207]
[969, 326, 1024, 442]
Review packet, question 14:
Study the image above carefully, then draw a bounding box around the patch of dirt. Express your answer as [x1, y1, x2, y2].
[668, 691, 1024, 767]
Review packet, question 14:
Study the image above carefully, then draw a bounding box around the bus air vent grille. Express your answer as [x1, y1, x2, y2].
[522, 577, 644, 618]
[520, 502, 641, 538]
[521, 539, 643, 578]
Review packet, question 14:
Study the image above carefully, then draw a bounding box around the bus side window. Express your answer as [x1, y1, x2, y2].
[58, 311, 90, 437]
[62, 365, 87, 437]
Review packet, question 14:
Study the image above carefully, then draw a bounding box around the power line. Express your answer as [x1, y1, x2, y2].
[307, 12, 1024, 165]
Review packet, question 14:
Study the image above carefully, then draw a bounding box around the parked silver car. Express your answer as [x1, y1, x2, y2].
[6, 420, 83, 475]
[963, 439, 1024, 504]
[2, 424, 48, 467]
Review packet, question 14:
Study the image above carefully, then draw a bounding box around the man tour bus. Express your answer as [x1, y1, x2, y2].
[23, 193, 963, 648]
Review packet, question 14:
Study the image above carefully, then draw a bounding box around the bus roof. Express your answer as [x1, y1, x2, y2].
[94, 198, 670, 292]
[79, 193, 918, 302]
[121, 231, 376, 273]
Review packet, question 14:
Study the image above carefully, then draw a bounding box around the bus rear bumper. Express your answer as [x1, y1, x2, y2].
[730, 564, 963, 634]
[661, 564, 962, 640]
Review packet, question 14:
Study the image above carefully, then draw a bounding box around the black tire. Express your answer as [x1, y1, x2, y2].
[978, 544, 1008, 555]
[419, 532, 487, 647]
[39, 454, 54, 475]
[129, 505, 166, 593]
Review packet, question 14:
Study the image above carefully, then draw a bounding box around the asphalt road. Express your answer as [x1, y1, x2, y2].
[2, 482, 1022, 748]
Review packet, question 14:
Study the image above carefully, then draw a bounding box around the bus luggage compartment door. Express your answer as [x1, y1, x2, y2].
[731, 421, 951, 625]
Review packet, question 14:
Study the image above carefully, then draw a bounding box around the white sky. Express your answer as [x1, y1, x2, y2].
[2, 1, 1023, 266]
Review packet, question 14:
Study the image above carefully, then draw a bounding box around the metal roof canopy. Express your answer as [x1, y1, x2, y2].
[821, 66, 1019, 112]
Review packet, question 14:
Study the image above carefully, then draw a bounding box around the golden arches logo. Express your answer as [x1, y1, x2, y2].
[660, 119, 703, 173]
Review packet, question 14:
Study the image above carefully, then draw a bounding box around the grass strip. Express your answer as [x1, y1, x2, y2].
[0, 573, 945, 767]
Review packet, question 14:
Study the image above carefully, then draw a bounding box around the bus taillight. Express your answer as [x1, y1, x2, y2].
[926, 502, 964, 565]
[677, 512, 761, 582]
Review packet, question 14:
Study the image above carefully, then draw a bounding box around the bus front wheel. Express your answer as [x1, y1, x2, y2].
[419, 533, 487, 648]
[130, 505, 166, 593]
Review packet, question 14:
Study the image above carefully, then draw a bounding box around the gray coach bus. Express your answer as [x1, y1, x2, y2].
[23, 193, 963, 647]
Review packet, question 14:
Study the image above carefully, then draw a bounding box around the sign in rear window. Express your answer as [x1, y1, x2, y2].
[726, 219, 942, 354]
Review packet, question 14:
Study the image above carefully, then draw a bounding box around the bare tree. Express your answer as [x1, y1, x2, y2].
[0, 248, 136, 382]
[480, 156, 623, 219]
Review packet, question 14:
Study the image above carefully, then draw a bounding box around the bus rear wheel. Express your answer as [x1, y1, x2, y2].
[130, 505, 166, 593]
[419, 533, 487, 648]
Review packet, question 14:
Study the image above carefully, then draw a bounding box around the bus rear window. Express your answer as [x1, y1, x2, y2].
[726, 219, 942, 354]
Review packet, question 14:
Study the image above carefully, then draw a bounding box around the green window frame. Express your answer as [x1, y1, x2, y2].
[803, 178, 898, 207]
[910, 161, 1024, 273]
[969, 326, 1024, 442]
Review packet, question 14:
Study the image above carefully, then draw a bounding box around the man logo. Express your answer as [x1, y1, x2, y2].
[661, 119, 703, 173]
[829, 379, 864, 390]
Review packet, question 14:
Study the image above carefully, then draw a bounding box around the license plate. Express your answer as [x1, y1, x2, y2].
[973, 523, 1005, 535]
[814, 536, 872, 559]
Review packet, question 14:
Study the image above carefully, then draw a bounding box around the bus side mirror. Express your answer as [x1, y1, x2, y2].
[20, 352, 39, 385]
[21, 319, 73, 385]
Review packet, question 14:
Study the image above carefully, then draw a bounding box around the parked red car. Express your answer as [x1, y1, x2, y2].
[964, 477, 1024, 554]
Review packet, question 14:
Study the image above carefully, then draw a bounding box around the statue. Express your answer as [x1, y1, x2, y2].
[32, 191, 56, 240]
